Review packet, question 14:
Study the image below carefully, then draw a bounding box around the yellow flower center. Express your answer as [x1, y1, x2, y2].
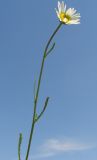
[59, 12, 71, 23]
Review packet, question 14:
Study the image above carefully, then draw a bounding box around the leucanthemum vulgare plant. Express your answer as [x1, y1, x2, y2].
[18, 1, 80, 160]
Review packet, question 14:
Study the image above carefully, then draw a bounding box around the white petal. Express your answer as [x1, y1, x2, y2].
[58, 1, 61, 13]
[64, 4, 66, 12]
[72, 16, 80, 20]
[66, 8, 77, 16]
[72, 21, 80, 24]
[66, 8, 72, 15]
[73, 13, 80, 16]
[55, 8, 59, 15]
[71, 20, 80, 24]
[72, 14, 81, 20]
[61, 1, 65, 12]
[72, 18, 80, 21]
[55, 8, 60, 19]
[66, 18, 80, 24]
[72, 13, 80, 18]
[70, 9, 77, 15]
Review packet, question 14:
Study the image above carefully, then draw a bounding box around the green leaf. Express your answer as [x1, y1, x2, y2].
[46, 42, 56, 57]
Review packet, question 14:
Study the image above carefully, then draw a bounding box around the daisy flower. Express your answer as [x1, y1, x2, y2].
[55, 1, 80, 24]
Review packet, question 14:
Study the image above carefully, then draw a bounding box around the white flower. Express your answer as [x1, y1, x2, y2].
[55, 1, 80, 24]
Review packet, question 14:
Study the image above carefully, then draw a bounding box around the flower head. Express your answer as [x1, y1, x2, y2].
[55, 1, 80, 24]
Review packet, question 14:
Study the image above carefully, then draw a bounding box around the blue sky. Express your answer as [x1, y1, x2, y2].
[0, 0, 97, 160]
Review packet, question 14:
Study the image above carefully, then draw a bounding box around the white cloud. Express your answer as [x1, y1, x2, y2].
[42, 138, 92, 151]
[30, 137, 96, 159]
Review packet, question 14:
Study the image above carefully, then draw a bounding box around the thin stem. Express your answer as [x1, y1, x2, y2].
[44, 22, 63, 54]
[25, 22, 63, 160]
[18, 133, 22, 160]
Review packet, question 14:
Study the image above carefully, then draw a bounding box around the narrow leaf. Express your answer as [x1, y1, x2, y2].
[46, 42, 56, 57]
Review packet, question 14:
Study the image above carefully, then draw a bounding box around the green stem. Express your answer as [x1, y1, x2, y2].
[44, 22, 63, 55]
[18, 133, 22, 160]
[25, 22, 63, 160]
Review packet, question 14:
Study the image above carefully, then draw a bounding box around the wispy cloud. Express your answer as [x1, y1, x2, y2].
[30, 137, 96, 159]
